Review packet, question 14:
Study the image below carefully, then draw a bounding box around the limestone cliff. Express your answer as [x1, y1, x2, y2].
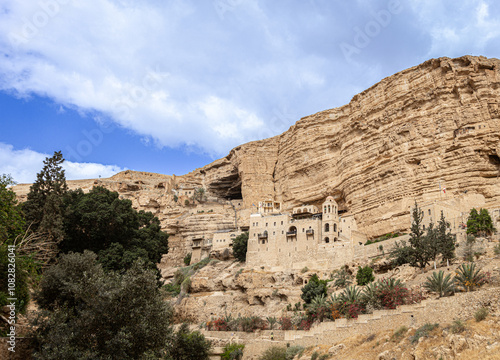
[191, 55, 500, 238]
[13, 55, 500, 265]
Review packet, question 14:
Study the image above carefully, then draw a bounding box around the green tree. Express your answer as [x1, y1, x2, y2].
[233, 232, 249, 262]
[356, 266, 375, 286]
[389, 240, 414, 267]
[408, 202, 433, 268]
[23, 151, 67, 242]
[467, 208, 496, 237]
[169, 323, 212, 360]
[0, 175, 30, 321]
[301, 274, 328, 304]
[436, 211, 456, 263]
[0, 174, 25, 244]
[32, 252, 174, 360]
[60, 186, 168, 274]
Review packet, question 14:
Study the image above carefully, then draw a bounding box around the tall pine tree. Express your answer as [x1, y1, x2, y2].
[436, 211, 456, 263]
[23, 151, 67, 242]
[409, 201, 433, 268]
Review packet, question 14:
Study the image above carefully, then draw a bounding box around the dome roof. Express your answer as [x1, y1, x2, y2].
[325, 196, 335, 202]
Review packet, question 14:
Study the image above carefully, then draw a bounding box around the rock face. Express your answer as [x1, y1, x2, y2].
[13, 55, 500, 265]
[193, 55, 500, 238]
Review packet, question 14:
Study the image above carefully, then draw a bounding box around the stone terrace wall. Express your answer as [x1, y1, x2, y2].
[230, 287, 500, 359]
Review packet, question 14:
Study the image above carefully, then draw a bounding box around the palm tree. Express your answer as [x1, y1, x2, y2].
[423, 270, 455, 297]
[339, 285, 362, 304]
[454, 263, 487, 292]
[266, 316, 277, 330]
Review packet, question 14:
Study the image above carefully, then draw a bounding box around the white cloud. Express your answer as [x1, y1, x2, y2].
[408, 0, 500, 57]
[0, 143, 126, 184]
[1, 0, 500, 161]
[0, 0, 319, 156]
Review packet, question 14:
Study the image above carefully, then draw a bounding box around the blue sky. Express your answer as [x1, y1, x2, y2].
[1, 0, 499, 183]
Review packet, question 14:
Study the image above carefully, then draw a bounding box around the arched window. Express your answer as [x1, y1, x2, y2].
[324, 237, 330, 243]
[324, 206, 327, 213]
[328, 205, 331, 213]
[333, 223, 337, 232]
[324, 223, 330, 232]
[334, 237, 338, 242]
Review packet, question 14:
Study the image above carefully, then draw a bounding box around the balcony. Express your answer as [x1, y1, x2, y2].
[286, 231, 297, 237]
[306, 229, 314, 235]
[258, 232, 268, 239]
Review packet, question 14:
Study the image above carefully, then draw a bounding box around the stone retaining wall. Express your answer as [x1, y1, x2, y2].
[230, 287, 500, 359]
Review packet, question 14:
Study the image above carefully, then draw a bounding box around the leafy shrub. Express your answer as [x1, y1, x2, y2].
[311, 352, 319, 360]
[259, 346, 287, 360]
[331, 267, 353, 288]
[301, 267, 309, 273]
[306, 294, 330, 322]
[356, 266, 375, 286]
[222, 343, 245, 360]
[410, 323, 439, 344]
[365, 232, 401, 245]
[474, 307, 488, 322]
[423, 270, 455, 297]
[494, 243, 500, 255]
[301, 274, 328, 304]
[454, 263, 488, 292]
[285, 346, 304, 360]
[345, 302, 363, 319]
[278, 316, 293, 330]
[170, 323, 212, 360]
[450, 319, 466, 334]
[376, 278, 409, 309]
[184, 253, 192, 265]
[391, 326, 408, 342]
[390, 240, 415, 267]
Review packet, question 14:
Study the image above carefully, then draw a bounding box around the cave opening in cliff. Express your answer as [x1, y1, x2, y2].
[207, 169, 243, 200]
[488, 154, 500, 166]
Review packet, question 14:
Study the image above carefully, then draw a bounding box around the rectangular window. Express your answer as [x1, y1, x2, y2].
[281, 221, 283, 225]
[274, 222, 276, 226]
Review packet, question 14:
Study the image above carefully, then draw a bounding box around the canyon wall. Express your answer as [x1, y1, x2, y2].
[13, 55, 500, 265]
[195, 55, 500, 238]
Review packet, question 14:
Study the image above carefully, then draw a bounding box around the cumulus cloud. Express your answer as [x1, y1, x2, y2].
[0, 0, 317, 156]
[0, 0, 500, 159]
[408, 0, 500, 57]
[0, 143, 125, 184]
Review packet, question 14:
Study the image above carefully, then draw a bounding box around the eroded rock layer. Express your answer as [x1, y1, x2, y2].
[13, 56, 500, 264]
[193, 55, 500, 237]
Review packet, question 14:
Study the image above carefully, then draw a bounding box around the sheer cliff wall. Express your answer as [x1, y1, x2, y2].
[194, 55, 500, 238]
[13, 56, 500, 263]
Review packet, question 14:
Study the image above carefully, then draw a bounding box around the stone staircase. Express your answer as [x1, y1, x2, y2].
[283, 299, 432, 342]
